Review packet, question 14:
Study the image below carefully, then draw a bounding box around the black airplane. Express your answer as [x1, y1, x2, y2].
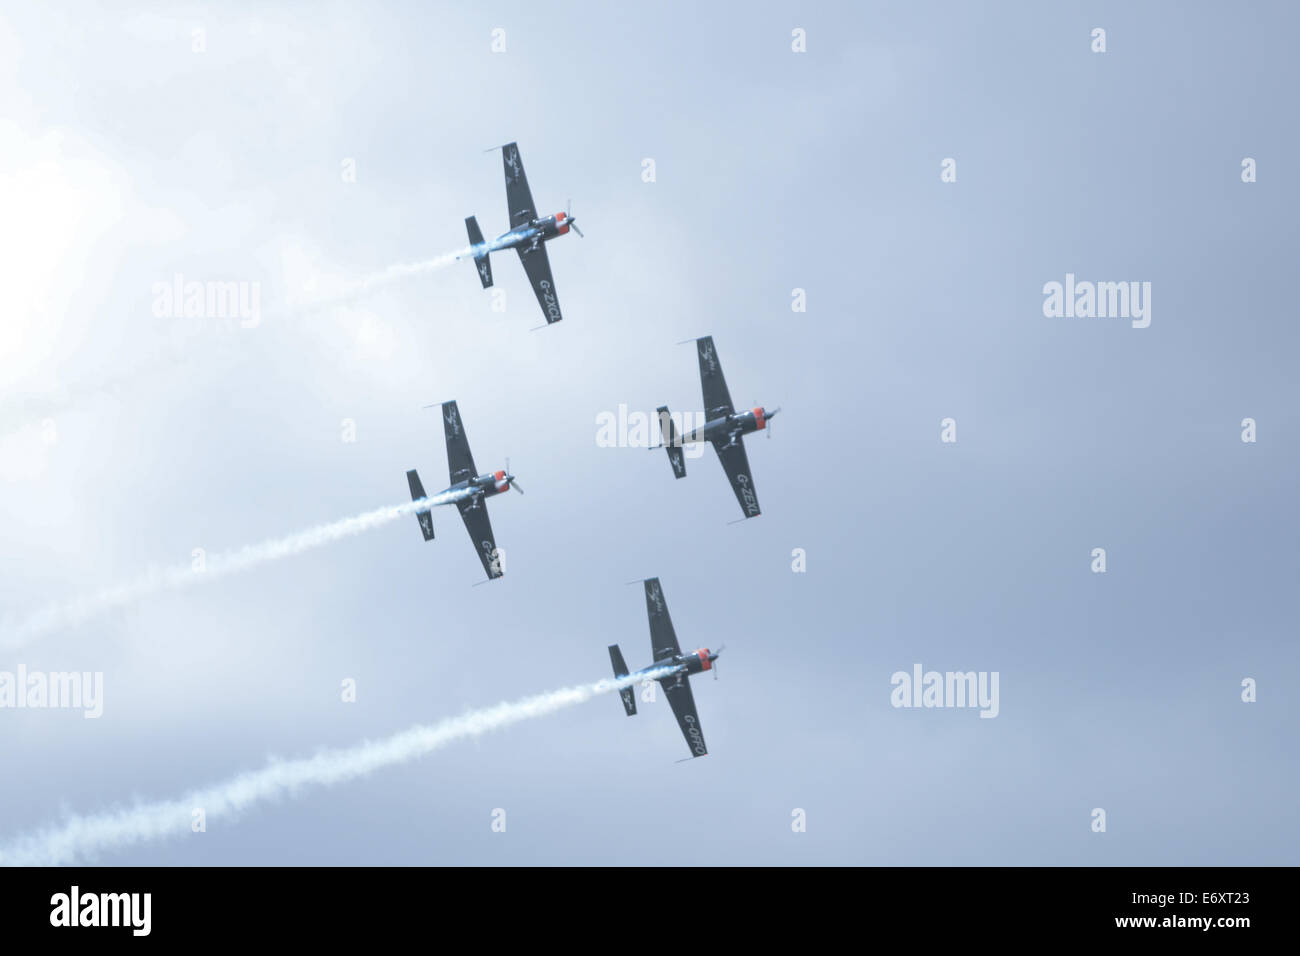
[461, 142, 581, 326]
[608, 577, 722, 760]
[655, 335, 779, 519]
[405, 400, 521, 581]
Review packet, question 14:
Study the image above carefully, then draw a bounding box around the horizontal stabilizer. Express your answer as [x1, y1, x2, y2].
[406, 469, 435, 541]
[465, 216, 493, 288]
[657, 406, 686, 479]
[608, 644, 636, 716]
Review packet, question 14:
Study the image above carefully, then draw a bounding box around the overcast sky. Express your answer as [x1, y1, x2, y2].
[1, 1, 1296, 864]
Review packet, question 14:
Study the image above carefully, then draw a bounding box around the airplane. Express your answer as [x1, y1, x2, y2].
[608, 577, 723, 760]
[654, 335, 779, 520]
[461, 142, 581, 326]
[404, 400, 521, 581]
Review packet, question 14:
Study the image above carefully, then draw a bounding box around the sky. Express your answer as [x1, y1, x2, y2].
[0, 0, 1297, 865]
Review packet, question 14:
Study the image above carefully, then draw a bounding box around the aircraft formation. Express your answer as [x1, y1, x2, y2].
[425, 143, 778, 759]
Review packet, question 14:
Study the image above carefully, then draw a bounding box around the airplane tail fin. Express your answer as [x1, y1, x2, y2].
[405, 469, 436, 541]
[465, 216, 493, 288]
[608, 645, 637, 716]
[656, 406, 686, 479]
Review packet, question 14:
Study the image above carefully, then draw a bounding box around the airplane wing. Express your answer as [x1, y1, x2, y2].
[457, 498, 503, 580]
[644, 577, 681, 661]
[516, 242, 563, 324]
[441, 400, 477, 485]
[712, 437, 762, 519]
[661, 669, 707, 758]
[696, 336, 734, 419]
[501, 142, 536, 228]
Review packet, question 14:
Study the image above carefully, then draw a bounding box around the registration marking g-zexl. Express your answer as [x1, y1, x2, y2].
[735, 473, 759, 514]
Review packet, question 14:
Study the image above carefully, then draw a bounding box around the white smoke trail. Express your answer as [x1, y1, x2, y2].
[314, 247, 475, 298]
[0, 666, 680, 866]
[0, 245, 482, 438]
[289, 241, 510, 312]
[0, 490, 474, 651]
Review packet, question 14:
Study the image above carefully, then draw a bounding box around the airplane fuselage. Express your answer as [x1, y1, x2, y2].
[488, 211, 573, 255]
[440, 469, 512, 509]
[681, 406, 774, 447]
[633, 647, 718, 683]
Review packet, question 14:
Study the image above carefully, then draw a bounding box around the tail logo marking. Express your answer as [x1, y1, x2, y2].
[647, 581, 664, 613]
[700, 341, 717, 373]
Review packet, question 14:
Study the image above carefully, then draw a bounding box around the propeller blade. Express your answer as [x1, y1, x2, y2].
[565, 199, 584, 237]
[765, 407, 779, 439]
[510, 479, 524, 495]
[504, 457, 523, 493]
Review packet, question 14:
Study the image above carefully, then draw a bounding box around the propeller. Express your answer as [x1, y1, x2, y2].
[504, 458, 524, 495]
[762, 405, 780, 439]
[566, 199, 584, 238]
[711, 643, 726, 680]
